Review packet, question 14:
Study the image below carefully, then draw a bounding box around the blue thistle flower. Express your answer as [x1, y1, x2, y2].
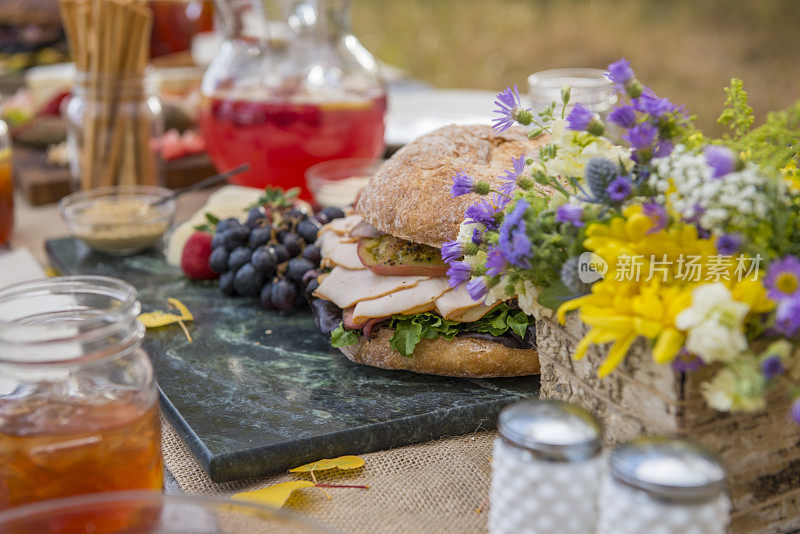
[560, 256, 593, 296]
[715, 233, 742, 255]
[606, 176, 633, 202]
[441, 240, 464, 263]
[446, 261, 473, 289]
[555, 204, 584, 227]
[466, 276, 490, 301]
[608, 105, 637, 128]
[492, 85, 530, 132]
[585, 157, 618, 201]
[497, 200, 532, 268]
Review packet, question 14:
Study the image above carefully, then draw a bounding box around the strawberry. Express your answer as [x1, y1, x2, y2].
[181, 232, 218, 280]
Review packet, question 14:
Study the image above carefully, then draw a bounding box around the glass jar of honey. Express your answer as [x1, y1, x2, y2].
[0, 276, 162, 512]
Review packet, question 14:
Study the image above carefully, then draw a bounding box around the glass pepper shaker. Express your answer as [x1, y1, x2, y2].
[489, 399, 603, 534]
[597, 436, 730, 534]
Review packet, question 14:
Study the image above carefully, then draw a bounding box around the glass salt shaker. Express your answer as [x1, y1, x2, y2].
[489, 399, 603, 534]
[597, 436, 730, 534]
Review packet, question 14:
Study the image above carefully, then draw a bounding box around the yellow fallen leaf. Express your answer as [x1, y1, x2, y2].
[138, 298, 193, 328]
[289, 455, 365, 473]
[232, 481, 314, 508]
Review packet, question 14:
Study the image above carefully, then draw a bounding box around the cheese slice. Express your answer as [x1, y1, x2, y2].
[352, 278, 451, 323]
[319, 232, 365, 270]
[313, 267, 428, 309]
[318, 214, 363, 236]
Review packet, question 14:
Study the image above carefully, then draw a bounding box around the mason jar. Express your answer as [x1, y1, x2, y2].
[528, 67, 617, 118]
[64, 72, 163, 190]
[0, 276, 163, 510]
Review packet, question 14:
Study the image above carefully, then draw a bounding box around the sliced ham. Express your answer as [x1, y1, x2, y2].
[342, 307, 387, 337]
[313, 267, 429, 309]
[449, 303, 498, 322]
[434, 286, 499, 322]
[352, 278, 451, 323]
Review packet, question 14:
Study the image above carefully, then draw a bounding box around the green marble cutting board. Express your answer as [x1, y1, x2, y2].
[46, 237, 539, 483]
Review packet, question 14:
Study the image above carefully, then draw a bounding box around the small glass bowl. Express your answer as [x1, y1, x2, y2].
[306, 158, 384, 209]
[59, 185, 176, 256]
[527, 67, 617, 117]
[0, 490, 335, 533]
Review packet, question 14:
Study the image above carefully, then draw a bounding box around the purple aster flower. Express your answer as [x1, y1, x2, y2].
[792, 398, 800, 424]
[632, 93, 677, 118]
[606, 58, 635, 86]
[606, 176, 633, 202]
[608, 105, 637, 128]
[643, 202, 668, 234]
[446, 260, 472, 289]
[492, 85, 527, 132]
[623, 123, 657, 150]
[451, 171, 475, 197]
[671, 350, 704, 373]
[441, 240, 464, 263]
[555, 204, 584, 227]
[466, 276, 490, 302]
[775, 297, 800, 338]
[715, 233, 742, 255]
[566, 103, 594, 131]
[471, 228, 482, 244]
[465, 200, 499, 227]
[761, 355, 785, 380]
[498, 200, 532, 268]
[704, 146, 737, 178]
[485, 246, 508, 277]
[653, 140, 674, 159]
[765, 255, 800, 302]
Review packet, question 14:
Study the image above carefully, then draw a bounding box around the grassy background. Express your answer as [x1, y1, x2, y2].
[351, 0, 800, 136]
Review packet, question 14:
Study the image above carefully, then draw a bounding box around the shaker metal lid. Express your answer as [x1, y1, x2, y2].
[497, 399, 602, 461]
[610, 436, 727, 502]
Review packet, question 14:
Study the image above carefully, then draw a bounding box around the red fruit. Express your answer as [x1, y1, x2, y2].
[181, 232, 218, 280]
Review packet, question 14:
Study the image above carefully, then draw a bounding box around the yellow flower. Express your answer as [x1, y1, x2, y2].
[557, 206, 769, 376]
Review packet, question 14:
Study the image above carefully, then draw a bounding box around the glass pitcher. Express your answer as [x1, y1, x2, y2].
[200, 0, 387, 198]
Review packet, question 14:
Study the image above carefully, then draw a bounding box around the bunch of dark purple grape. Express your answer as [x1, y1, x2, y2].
[208, 204, 344, 311]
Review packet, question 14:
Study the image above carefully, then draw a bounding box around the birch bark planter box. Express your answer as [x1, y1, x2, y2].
[537, 313, 800, 534]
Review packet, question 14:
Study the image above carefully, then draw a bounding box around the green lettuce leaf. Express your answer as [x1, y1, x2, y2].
[330, 324, 359, 348]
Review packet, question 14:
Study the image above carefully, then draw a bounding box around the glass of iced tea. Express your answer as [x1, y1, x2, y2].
[0, 119, 12, 247]
[0, 276, 162, 523]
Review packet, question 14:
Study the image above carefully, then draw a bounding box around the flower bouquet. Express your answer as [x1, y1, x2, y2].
[446, 59, 800, 532]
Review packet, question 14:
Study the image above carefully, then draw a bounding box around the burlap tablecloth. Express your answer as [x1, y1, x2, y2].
[161, 416, 496, 533]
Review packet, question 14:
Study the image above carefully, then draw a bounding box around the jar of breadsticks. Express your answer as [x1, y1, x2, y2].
[60, 0, 163, 190]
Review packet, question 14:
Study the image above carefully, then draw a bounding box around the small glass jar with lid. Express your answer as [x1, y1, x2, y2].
[0, 276, 163, 511]
[597, 436, 729, 534]
[527, 67, 617, 118]
[489, 399, 603, 534]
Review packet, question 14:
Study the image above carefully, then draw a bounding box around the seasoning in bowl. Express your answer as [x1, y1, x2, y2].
[59, 186, 176, 256]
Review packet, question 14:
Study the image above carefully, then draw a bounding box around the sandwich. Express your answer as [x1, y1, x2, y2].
[308, 124, 547, 378]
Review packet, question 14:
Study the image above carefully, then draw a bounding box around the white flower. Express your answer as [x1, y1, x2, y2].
[515, 280, 541, 316]
[456, 221, 483, 244]
[675, 283, 750, 363]
[543, 131, 632, 180]
[702, 368, 737, 411]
